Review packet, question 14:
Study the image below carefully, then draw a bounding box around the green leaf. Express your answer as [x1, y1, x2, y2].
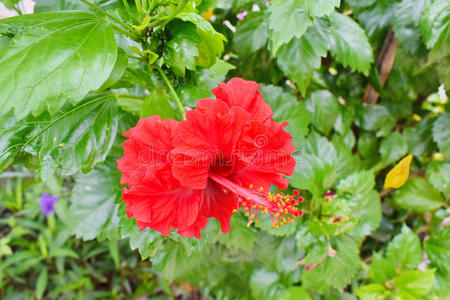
[337, 170, 375, 196]
[151, 244, 191, 282]
[276, 26, 327, 95]
[36, 268, 48, 300]
[347, 0, 376, 8]
[0, 111, 31, 172]
[119, 207, 165, 260]
[302, 235, 361, 293]
[0, 0, 19, 10]
[259, 85, 312, 148]
[358, 132, 378, 159]
[27, 94, 119, 180]
[290, 133, 337, 198]
[108, 239, 120, 269]
[355, 284, 389, 300]
[419, 0, 450, 49]
[173, 222, 221, 257]
[268, 0, 313, 54]
[163, 37, 199, 77]
[140, 89, 176, 120]
[327, 12, 374, 75]
[419, 0, 450, 86]
[177, 12, 226, 67]
[276, 236, 302, 273]
[393, 178, 443, 213]
[392, 0, 426, 54]
[424, 228, 450, 276]
[100, 47, 128, 90]
[250, 268, 282, 300]
[163, 21, 200, 77]
[379, 132, 408, 166]
[48, 248, 79, 259]
[403, 118, 436, 157]
[0, 12, 117, 119]
[349, 190, 381, 238]
[386, 224, 422, 271]
[218, 214, 257, 253]
[180, 59, 235, 106]
[332, 135, 363, 180]
[356, 1, 397, 47]
[431, 271, 450, 299]
[290, 153, 336, 199]
[70, 161, 121, 240]
[305, 90, 340, 136]
[234, 12, 269, 58]
[395, 269, 436, 298]
[256, 234, 302, 274]
[308, 0, 341, 17]
[298, 237, 330, 267]
[433, 112, 450, 159]
[116, 95, 143, 116]
[369, 252, 396, 284]
[279, 286, 312, 300]
[255, 213, 297, 237]
[427, 161, 450, 198]
[358, 105, 395, 136]
[333, 170, 380, 239]
[302, 129, 338, 164]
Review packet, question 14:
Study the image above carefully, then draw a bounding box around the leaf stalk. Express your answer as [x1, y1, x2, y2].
[155, 65, 186, 120]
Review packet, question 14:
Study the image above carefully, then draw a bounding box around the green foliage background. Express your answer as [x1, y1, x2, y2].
[0, 0, 449, 299]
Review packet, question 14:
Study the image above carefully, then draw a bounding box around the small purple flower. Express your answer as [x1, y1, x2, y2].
[237, 11, 247, 21]
[39, 193, 58, 216]
[305, 264, 316, 271]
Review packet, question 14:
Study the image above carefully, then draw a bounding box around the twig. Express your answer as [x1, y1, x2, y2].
[155, 65, 186, 120]
[363, 28, 399, 105]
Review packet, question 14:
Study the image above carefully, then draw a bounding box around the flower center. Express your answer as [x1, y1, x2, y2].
[210, 154, 234, 176]
[209, 174, 303, 228]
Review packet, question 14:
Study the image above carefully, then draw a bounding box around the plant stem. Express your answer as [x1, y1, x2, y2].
[126, 54, 146, 61]
[80, 0, 136, 33]
[110, 23, 139, 40]
[15, 177, 22, 211]
[155, 65, 186, 120]
[142, 0, 147, 12]
[149, 0, 188, 32]
[48, 214, 56, 234]
[121, 0, 137, 22]
[135, 0, 143, 16]
[149, 0, 157, 13]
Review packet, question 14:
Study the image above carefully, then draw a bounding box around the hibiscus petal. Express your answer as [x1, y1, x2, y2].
[200, 180, 237, 233]
[124, 116, 177, 150]
[177, 214, 208, 238]
[123, 168, 201, 236]
[235, 119, 296, 176]
[172, 99, 251, 189]
[118, 116, 178, 185]
[212, 78, 273, 121]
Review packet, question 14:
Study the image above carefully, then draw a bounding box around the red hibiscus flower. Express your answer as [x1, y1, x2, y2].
[117, 78, 302, 238]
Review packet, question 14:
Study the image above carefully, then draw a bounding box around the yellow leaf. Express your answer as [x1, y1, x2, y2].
[201, 8, 213, 21]
[384, 154, 413, 189]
